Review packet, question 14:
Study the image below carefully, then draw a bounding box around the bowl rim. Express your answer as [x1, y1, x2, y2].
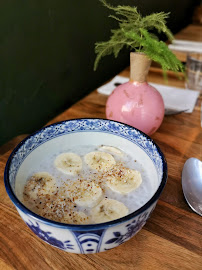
[4, 118, 167, 231]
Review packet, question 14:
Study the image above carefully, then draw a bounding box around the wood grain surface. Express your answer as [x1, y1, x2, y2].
[0, 24, 202, 270]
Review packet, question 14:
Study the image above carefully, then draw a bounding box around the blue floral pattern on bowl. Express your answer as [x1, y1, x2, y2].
[105, 212, 148, 246]
[4, 119, 167, 254]
[26, 220, 74, 250]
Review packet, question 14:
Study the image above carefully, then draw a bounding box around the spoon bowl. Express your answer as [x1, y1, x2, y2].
[182, 158, 202, 216]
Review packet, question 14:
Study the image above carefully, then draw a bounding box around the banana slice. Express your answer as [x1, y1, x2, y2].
[98, 145, 123, 156]
[61, 211, 89, 224]
[84, 151, 116, 172]
[91, 198, 129, 223]
[23, 172, 56, 200]
[68, 180, 103, 207]
[106, 166, 142, 194]
[54, 153, 82, 175]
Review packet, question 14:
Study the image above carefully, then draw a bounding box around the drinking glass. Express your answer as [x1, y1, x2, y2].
[186, 52, 202, 94]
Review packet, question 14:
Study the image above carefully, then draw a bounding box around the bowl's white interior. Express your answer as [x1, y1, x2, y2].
[14, 132, 160, 202]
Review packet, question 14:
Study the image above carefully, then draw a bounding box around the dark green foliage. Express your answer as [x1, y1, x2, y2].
[94, 0, 184, 74]
[125, 29, 184, 74]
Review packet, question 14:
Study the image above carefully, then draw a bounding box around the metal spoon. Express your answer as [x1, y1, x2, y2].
[182, 158, 202, 216]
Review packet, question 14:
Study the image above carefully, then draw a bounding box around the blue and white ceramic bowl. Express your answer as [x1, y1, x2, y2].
[4, 119, 167, 254]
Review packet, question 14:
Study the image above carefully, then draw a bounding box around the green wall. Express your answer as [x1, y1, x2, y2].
[0, 0, 198, 146]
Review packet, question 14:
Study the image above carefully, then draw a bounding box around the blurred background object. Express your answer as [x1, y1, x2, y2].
[0, 0, 200, 146]
[186, 52, 202, 92]
[192, 0, 202, 24]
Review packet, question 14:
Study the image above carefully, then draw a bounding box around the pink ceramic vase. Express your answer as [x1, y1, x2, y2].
[106, 52, 164, 135]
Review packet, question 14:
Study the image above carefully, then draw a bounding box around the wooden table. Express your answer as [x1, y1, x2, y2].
[0, 25, 202, 270]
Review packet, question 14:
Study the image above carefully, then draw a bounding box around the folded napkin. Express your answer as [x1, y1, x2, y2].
[97, 75, 200, 113]
[168, 39, 202, 53]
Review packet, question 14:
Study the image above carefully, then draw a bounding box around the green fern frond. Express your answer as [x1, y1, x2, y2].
[100, 0, 140, 22]
[109, 15, 126, 23]
[94, 39, 135, 70]
[94, 26, 140, 70]
[141, 12, 173, 40]
[125, 29, 184, 73]
[94, 0, 183, 75]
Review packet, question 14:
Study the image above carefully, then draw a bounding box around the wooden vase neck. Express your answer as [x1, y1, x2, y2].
[130, 52, 152, 83]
